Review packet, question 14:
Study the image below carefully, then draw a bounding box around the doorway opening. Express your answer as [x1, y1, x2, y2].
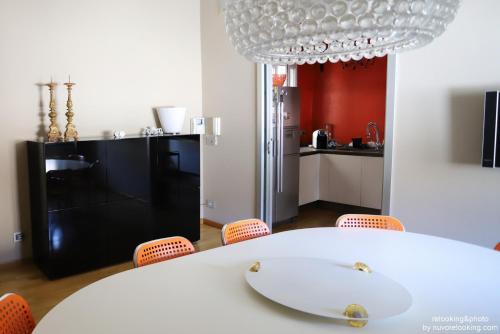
[258, 56, 397, 232]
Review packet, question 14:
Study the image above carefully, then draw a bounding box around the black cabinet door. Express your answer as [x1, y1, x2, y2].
[45, 141, 107, 211]
[152, 136, 200, 241]
[104, 200, 151, 264]
[106, 138, 151, 203]
[46, 206, 106, 278]
[43, 141, 108, 278]
[105, 138, 153, 263]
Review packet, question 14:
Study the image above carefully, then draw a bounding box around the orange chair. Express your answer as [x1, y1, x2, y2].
[133, 236, 195, 268]
[221, 219, 270, 245]
[336, 214, 405, 232]
[495, 243, 500, 252]
[0, 293, 36, 334]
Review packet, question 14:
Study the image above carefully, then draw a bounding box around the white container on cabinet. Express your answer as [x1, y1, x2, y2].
[156, 107, 186, 134]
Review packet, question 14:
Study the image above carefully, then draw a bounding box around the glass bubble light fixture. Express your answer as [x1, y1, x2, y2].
[221, 0, 461, 65]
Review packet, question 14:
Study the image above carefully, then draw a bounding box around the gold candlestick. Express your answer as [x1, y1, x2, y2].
[46, 80, 61, 142]
[63, 77, 78, 141]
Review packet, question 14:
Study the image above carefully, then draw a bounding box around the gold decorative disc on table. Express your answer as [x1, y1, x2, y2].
[344, 304, 369, 328]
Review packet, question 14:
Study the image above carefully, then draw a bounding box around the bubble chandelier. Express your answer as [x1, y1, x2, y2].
[221, 0, 461, 65]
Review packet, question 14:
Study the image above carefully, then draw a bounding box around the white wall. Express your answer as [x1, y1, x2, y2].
[0, 0, 202, 263]
[391, 0, 500, 248]
[200, 0, 257, 225]
[3, 0, 496, 265]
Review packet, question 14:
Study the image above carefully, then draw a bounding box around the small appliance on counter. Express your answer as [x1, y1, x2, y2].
[352, 137, 363, 149]
[312, 130, 328, 149]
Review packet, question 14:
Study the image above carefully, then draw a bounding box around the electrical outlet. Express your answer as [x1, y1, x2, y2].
[206, 200, 216, 209]
[13, 232, 24, 243]
[205, 135, 218, 146]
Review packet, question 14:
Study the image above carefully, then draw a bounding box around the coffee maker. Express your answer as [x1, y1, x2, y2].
[312, 130, 328, 149]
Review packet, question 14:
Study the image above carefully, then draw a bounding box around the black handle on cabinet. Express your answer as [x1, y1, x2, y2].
[88, 160, 100, 169]
[67, 154, 85, 161]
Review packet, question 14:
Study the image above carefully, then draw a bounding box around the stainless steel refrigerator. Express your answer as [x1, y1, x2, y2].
[274, 87, 300, 224]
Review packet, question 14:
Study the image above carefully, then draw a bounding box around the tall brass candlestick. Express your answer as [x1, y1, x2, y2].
[46, 80, 61, 142]
[63, 77, 78, 141]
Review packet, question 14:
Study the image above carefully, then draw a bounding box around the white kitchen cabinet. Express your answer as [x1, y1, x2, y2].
[360, 157, 384, 209]
[300, 153, 383, 209]
[299, 154, 320, 205]
[319, 153, 329, 200]
[323, 155, 362, 206]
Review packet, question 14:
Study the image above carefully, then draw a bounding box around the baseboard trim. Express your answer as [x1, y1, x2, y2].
[299, 200, 381, 214]
[201, 218, 224, 229]
[0, 258, 33, 269]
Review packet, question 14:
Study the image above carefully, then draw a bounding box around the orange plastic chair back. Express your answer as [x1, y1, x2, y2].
[495, 243, 500, 252]
[222, 219, 270, 245]
[336, 214, 405, 232]
[133, 236, 195, 268]
[0, 293, 35, 334]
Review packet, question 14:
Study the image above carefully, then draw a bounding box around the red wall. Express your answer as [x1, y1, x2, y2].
[298, 57, 387, 146]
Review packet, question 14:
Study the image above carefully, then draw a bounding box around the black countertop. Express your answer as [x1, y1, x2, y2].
[300, 147, 384, 158]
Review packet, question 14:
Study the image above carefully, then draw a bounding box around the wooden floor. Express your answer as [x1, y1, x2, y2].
[0, 202, 377, 322]
[0, 224, 222, 322]
[273, 201, 379, 233]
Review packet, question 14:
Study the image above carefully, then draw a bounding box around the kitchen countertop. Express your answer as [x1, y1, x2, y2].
[300, 146, 384, 157]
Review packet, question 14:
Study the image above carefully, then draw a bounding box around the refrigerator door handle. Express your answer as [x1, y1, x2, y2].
[277, 91, 285, 193]
[276, 100, 281, 193]
[279, 103, 284, 193]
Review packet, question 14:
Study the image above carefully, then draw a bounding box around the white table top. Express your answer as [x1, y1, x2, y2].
[34, 228, 500, 334]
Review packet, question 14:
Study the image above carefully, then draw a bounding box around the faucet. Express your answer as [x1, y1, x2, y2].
[366, 122, 381, 149]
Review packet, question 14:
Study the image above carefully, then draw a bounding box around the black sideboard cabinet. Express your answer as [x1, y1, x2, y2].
[27, 135, 200, 279]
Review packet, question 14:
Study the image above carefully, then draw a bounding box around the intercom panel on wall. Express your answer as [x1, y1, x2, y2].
[482, 91, 500, 168]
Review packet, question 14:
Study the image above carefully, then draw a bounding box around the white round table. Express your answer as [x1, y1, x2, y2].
[33, 228, 500, 334]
